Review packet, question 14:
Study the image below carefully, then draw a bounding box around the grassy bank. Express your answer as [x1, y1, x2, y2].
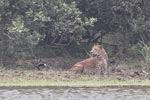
[1, 77, 150, 87]
[0, 70, 150, 87]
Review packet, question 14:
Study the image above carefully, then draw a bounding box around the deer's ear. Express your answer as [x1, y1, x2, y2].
[95, 43, 99, 45]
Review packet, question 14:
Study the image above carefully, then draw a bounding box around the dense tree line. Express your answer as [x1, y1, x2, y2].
[77, 0, 150, 51]
[0, 0, 150, 66]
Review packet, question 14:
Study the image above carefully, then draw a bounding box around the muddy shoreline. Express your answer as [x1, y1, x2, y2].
[1, 85, 150, 89]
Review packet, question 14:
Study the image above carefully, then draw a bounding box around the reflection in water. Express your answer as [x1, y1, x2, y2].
[0, 87, 150, 100]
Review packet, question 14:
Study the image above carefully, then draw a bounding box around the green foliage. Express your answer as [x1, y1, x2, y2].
[0, 0, 150, 68]
[8, 16, 29, 33]
[139, 41, 150, 65]
[135, 41, 150, 74]
[77, 0, 150, 46]
[0, 0, 96, 67]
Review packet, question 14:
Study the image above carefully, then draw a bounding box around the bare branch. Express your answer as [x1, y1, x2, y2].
[50, 35, 73, 47]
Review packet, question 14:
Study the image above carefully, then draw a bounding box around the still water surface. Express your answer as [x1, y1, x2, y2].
[0, 87, 150, 100]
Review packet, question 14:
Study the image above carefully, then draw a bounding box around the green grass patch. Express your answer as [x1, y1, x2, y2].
[0, 76, 150, 87]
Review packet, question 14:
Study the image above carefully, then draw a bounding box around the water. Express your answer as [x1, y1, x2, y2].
[0, 87, 150, 100]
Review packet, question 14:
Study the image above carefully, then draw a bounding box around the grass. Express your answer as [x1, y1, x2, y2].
[0, 70, 150, 87]
[1, 77, 150, 87]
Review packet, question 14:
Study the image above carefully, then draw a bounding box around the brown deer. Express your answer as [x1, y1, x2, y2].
[69, 44, 108, 75]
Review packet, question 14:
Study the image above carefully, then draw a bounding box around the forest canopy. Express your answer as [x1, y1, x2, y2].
[0, 0, 150, 67]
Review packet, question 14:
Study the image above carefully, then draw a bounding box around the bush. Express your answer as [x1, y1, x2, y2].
[138, 41, 150, 74]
